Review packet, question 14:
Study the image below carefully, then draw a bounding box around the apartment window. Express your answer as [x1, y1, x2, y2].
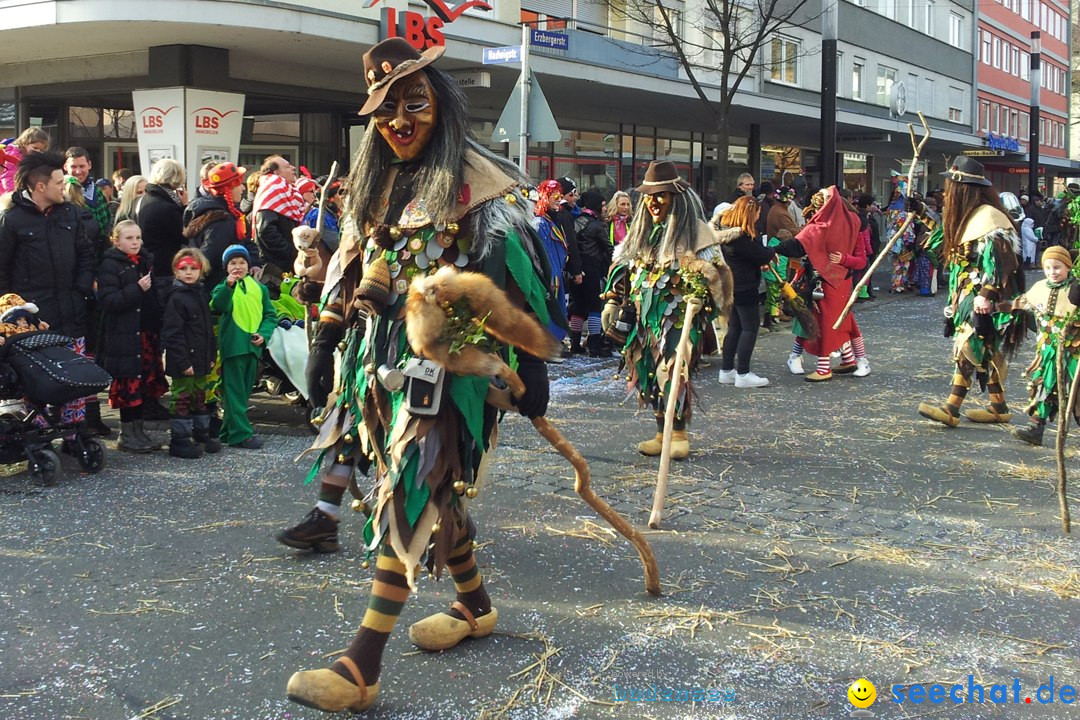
[768, 35, 800, 85]
[1040, 3, 1047, 31]
[1021, 0, 1031, 20]
[949, 13, 963, 47]
[875, 65, 897, 106]
[979, 100, 990, 131]
[1011, 109, 1019, 137]
[837, 52, 844, 96]
[1011, 47, 1020, 76]
[924, 0, 934, 34]
[852, 59, 864, 100]
[1020, 111, 1029, 139]
[981, 31, 992, 64]
[991, 102, 1000, 132]
[1002, 43, 1011, 74]
[882, 0, 896, 21]
[1021, 53, 1030, 80]
[920, 77, 934, 116]
[948, 86, 964, 123]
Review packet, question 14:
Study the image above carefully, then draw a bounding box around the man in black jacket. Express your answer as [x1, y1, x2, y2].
[0, 151, 96, 427]
[251, 155, 301, 276]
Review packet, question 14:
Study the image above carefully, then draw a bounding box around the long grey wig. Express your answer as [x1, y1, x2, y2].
[617, 188, 708, 266]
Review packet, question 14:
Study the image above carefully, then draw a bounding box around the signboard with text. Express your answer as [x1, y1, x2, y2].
[531, 29, 569, 51]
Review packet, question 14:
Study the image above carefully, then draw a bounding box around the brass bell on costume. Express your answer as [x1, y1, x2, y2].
[465, 485, 479, 499]
[445, 222, 459, 236]
[389, 225, 403, 240]
[337, 340, 348, 352]
[356, 256, 392, 310]
[343, 433, 354, 444]
[361, 560, 370, 569]
[431, 521, 442, 533]
[351, 499, 371, 514]
[452, 480, 466, 495]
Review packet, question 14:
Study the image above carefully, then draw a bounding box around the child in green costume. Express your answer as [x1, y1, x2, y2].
[210, 244, 276, 449]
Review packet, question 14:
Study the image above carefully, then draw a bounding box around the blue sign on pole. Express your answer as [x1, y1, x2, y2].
[482, 46, 522, 64]
[530, 29, 569, 51]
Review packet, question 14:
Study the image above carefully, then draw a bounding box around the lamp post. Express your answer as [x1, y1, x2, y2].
[820, 0, 838, 188]
[1029, 30, 1041, 197]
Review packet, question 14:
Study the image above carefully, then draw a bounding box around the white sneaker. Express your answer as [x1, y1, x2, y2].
[717, 368, 737, 384]
[854, 358, 871, 377]
[787, 353, 804, 375]
[735, 372, 770, 388]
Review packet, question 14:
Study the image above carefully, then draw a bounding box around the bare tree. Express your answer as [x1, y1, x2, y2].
[606, 0, 818, 193]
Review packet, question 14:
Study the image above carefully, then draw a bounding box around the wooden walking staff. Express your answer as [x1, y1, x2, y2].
[1054, 335, 1076, 534]
[834, 112, 932, 329]
[648, 297, 703, 530]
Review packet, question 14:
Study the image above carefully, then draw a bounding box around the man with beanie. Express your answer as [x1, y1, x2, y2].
[210, 244, 276, 449]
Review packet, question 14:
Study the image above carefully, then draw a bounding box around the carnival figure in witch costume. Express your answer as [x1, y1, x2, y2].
[533, 179, 570, 343]
[284, 38, 562, 714]
[915, 155, 1025, 428]
[777, 187, 871, 381]
[603, 160, 733, 460]
[1011, 246, 1080, 446]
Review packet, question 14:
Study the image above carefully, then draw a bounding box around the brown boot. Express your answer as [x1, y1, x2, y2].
[638, 433, 663, 456]
[964, 406, 1012, 423]
[670, 430, 690, 460]
[918, 402, 959, 428]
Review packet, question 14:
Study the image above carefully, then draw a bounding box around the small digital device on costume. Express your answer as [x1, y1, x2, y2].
[403, 358, 445, 416]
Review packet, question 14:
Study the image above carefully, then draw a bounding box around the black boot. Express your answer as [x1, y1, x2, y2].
[276, 507, 341, 553]
[586, 333, 610, 357]
[1012, 421, 1045, 447]
[569, 331, 584, 355]
[193, 414, 222, 454]
[83, 400, 113, 437]
[169, 418, 204, 459]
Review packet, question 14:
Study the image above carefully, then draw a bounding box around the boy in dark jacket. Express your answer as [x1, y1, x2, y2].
[96, 220, 167, 452]
[161, 248, 219, 458]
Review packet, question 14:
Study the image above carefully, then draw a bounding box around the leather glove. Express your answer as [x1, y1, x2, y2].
[601, 301, 619, 332]
[513, 354, 549, 419]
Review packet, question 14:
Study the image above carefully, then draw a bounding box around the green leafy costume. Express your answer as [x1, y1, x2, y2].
[304, 151, 558, 587]
[1017, 279, 1080, 422]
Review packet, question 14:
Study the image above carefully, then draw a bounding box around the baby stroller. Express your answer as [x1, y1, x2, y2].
[0, 331, 112, 486]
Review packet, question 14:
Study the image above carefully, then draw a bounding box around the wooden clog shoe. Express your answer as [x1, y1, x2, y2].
[917, 403, 959, 428]
[287, 656, 379, 713]
[409, 601, 498, 651]
[963, 406, 1012, 424]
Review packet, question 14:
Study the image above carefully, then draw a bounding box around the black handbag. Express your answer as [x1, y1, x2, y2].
[3, 331, 112, 405]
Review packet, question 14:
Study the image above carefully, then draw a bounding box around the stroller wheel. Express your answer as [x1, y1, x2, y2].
[28, 448, 60, 487]
[76, 439, 106, 474]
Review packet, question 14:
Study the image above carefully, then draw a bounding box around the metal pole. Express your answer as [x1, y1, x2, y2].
[820, 0, 838, 188]
[519, 23, 530, 173]
[1029, 30, 1041, 197]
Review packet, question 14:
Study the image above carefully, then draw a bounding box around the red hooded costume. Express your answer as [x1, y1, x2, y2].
[795, 188, 866, 356]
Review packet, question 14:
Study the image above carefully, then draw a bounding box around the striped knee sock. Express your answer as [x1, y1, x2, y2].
[850, 335, 867, 359]
[315, 462, 351, 519]
[586, 313, 602, 336]
[792, 338, 804, 356]
[987, 381, 1009, 413]
[447, 522, 491, 619]
[840, 342, 856, 364]
[945, 370, 972, 417]
[336, 544, 410, 685]
[568, 315, 584, 333]
[816, 355, 832, 375]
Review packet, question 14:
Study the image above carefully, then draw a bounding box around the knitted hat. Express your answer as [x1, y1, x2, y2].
[0, 293, 39, 324]
[1041, 246, 1073, 269]
[222, 244, 251, 265]
[206, 162, 246, 192]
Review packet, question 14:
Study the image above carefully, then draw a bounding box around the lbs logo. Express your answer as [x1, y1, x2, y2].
[367, 0, 492, 51]
[140, 106, 178, 134]
[192, 107, 238, 134]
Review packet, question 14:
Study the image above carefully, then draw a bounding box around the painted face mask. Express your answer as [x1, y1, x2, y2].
[374, 72, 438, 162]
[643, 191, 673, 224]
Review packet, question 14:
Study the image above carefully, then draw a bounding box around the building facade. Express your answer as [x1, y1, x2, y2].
[0, 0, 1070, 203]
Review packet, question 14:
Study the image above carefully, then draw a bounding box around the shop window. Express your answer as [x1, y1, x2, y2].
[103, 109, 136, 140]
[69, 106, 102, 139]
[242, 113, 300, 143]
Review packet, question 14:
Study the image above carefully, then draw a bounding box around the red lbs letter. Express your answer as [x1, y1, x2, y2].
[426, 17, 445, 48]
[403, 11, 426, 51]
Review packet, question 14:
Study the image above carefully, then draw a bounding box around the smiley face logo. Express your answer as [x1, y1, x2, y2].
[848, 678, 876, 708]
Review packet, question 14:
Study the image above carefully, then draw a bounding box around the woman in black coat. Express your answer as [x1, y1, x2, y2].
[568, 190, 614, 356]
[715, 196, 776, 388]
[134, 159, 188, 288]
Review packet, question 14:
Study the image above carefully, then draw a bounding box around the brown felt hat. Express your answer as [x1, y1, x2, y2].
[636, 160, 690, 195]
[358, 38, 444, 116]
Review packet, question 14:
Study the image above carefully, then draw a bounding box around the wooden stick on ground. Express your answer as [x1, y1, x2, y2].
[1055, 335, 1074, 534]
[834, 112, 932, 329]
[649, 297, 703, 530]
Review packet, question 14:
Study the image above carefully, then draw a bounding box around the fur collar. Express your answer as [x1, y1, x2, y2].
[183, 209, 233, 240]
[710, 226, 743, 246]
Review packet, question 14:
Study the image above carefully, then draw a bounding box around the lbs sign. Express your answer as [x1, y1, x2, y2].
[370, 0, 492, 50]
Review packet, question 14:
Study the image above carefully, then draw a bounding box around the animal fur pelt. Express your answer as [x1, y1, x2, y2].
[405, 266, 561, 390]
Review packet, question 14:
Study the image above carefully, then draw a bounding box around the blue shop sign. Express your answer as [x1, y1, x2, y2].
[985, 132, 1020, 152]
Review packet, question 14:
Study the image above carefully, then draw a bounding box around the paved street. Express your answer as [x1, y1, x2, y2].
[2, 275, 1080, 720]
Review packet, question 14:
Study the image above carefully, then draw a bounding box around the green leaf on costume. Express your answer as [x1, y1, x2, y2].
[450, 374, 488, 453]
[505, 228, 551, 326]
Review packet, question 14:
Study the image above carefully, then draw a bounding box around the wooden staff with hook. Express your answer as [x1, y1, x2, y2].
[834, 112, 932, 329]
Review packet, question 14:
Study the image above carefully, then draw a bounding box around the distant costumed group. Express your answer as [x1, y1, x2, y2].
[279, 38, 1075, 715]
